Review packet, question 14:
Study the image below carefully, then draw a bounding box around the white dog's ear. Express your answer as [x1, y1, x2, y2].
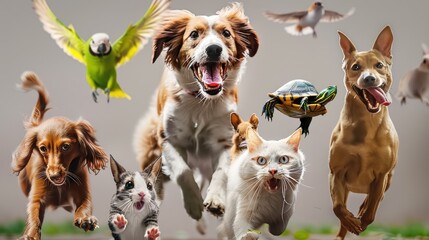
[373, 26, 393, 59]
[338, 31, 356, 60]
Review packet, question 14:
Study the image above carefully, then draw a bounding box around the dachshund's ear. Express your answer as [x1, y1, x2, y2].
[75, 120, 108, 174]
[12, 130, 37, 174]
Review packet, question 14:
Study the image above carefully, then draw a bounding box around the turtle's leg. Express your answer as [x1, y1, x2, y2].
[299, 117, 312, 137]
[300, 97, 309, 114]
[262, 99, 280, 121]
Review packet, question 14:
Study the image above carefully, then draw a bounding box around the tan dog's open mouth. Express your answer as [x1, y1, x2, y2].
[352, 84, 391, 113]
[192, 62, 227, 96]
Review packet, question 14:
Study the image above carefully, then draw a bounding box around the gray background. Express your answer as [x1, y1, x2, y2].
[1, 0, 428, 239]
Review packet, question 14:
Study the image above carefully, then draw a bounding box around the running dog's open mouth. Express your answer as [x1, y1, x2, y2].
[265, 178, 281, 193]
[191, 62, 227, 96]
[353, 84, 391, 113]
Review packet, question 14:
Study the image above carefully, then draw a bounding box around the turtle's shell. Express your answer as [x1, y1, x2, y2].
[269, 79, 318, 98]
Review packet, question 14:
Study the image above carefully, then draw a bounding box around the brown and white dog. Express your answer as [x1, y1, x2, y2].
[134, 2, 259, 226]
[329, 26, 399, 239]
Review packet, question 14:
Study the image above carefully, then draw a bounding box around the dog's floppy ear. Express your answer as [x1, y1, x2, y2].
[219, 3, 259, 58]
[152, 10, 194, 68]
[230, 112, 243, 130]
[75, 120, 108, 174]
[373, 26, 393, 59]
[110, 155, 126, 184]
[338, 31, 356, 60]
[11, 130, 37, 174]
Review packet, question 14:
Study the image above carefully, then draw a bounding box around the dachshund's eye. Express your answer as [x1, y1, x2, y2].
[39, 146, 47, 153]
[375, 62, 384, 69]
[256, 157, 267, 165]
[147, 182, 153, 191]
[61, 143, 70, 151]
[279, 156, 289, 164]
[125, 181, 134, 190]
[222, 29, 231, 38]
[190, 30, 199, 39]
[351, 63, 361, 71]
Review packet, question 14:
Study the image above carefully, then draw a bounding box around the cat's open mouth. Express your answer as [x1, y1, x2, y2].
[134, 200, 144, 211]
[265, 178, 281, 193]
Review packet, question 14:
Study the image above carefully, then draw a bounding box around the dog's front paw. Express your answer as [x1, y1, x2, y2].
[240, 231, 259, 240]
[204, 193, 225, 217]
[110, 213, 128, 233]
[341, 216, 362, 235]
[18, 235, 38, 240]
[74, 215, 99, 232]
[180, 176, 204, 220]
[145, 226, 160, 240]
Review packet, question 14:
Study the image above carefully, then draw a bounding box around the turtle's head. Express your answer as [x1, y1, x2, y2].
[315, 85, 337, 105]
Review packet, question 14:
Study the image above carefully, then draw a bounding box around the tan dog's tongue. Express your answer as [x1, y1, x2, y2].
[366, 87, 391, 106]
[202, 65, 222, 87]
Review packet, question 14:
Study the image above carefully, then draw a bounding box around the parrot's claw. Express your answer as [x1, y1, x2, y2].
[92, 90, 99, 103]
[104, 88, 111, 103]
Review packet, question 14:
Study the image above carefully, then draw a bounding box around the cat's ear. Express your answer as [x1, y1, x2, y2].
[230, 112, 243, 130]
[285, 128, 302, 152]
[247, 128, 263, 153]
[249, 113, 259, 129]
[143, 157, 162, 181]
[110, 155, 126, 184]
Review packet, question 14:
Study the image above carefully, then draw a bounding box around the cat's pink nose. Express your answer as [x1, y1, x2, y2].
[269, 169, 277, 175]
[138, 192, 145, 199]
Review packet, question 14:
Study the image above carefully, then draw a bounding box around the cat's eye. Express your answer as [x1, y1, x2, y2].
[222, 29, 231, 38]
[61, 143, 70, 152]
[147, 182, 153, 191]
[39, 146, 47, 153]
[351, 63, 360, 71]
[190, 30, 199, 39]
[125, 181, 134, 190]
[256, 157, 267, 165]
[375, 62, 384, 69]
[279, 156, 289, 164]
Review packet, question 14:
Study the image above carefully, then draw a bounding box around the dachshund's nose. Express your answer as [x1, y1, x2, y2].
[206, 44, 222, 61]
[363, 75, 376, 85]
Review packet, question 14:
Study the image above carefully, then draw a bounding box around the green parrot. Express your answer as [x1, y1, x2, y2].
[33, 0, 170, 102]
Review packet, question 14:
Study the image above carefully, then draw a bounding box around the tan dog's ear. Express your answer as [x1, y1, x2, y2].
[373, 26, 393, 59]
[11, 130, 37, 174]
[230, 112, 243, 130]
[110, 155, 126, 184]
[338, 31, 356, 60]
[246, 128, 263, 153]
[75, 120, 108, 174]
[218, 3, 259, 58]
[152, 10, 194, 68]
[249, 114, 259, 129]
[285, 128, 302, 152]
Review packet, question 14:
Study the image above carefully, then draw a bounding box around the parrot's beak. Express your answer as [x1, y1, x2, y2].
[98, 43, 107, 55]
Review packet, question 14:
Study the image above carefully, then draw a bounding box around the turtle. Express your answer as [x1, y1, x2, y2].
[262, 79, 337, 136]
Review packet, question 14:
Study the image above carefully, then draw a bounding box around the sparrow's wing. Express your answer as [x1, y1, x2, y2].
[33, 0, 85, 64]
[264, 11, 307, 23]
[113, 0, 170, 67]
[320, 8, 355, 23]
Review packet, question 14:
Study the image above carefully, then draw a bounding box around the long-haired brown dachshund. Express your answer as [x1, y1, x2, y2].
[11, 72, 108, 240]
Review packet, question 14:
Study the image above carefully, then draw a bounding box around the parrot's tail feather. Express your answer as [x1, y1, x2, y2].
[18, 71, 50, 127]
[109, 83, 131, 100]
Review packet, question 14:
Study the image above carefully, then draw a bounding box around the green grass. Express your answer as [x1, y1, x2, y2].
[0, 219, 109, 237]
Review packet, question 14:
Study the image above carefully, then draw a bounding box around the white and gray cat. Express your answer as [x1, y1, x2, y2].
[108, 155, 160, 240]
[220, 127, 305, 240]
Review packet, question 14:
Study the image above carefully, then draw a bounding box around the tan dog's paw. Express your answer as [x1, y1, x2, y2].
[342, 216, 363, 235]
[74, 215, 99, 232]
[18, 235, 37, 240]
[204, 194, 225, 217]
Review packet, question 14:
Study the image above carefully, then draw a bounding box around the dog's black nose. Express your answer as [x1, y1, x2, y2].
[364, 75, 376, 85]
[206, 44, 222, 60]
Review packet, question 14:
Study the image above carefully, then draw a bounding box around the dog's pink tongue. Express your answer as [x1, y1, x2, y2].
[366, 87, 391, 106]
[201, 65, 222, 87]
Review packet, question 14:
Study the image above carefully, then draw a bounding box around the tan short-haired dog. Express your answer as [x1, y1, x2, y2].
[329, 26, 399, 239]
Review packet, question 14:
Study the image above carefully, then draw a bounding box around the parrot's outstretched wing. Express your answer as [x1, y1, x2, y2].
[113, 0, 170, 67]
[33, 0, 85, 64]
